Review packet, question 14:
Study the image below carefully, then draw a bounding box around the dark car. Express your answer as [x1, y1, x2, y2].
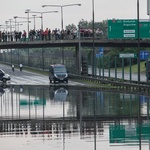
[0, 69, 11, 82]
[49, 64, 68, 83]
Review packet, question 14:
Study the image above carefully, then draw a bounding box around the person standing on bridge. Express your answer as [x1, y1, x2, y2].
[22, 30, 26, 41]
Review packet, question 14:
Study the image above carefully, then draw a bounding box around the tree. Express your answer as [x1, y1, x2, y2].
[66, 19, 108, 38]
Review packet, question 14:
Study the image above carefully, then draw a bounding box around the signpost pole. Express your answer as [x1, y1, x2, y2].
[137, 0, 140, 84]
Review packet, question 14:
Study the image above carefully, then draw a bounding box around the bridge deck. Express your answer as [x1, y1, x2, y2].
[0, 39, 150, 49]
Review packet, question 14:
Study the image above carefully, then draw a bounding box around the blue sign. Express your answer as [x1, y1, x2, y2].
[96, 47, 104, 58]
[99, 47, 104, 53]
[140, 50, 150, 60]
[96, 53, 103, 58]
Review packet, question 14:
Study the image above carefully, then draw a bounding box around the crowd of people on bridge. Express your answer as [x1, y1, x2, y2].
[0, 27, 104, 42]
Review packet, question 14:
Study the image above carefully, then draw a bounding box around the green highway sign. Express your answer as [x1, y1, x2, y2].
[119, 53, 137, 58]
[108, 19, 150, 39]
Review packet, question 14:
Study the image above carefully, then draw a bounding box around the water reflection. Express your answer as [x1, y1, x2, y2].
[0, 85, 150, 150]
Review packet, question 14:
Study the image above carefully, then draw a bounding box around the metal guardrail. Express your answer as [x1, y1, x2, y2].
[69, 73, 150, 94]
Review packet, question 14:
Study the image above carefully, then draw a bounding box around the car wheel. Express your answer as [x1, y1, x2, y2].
[2, 78, 6, 83]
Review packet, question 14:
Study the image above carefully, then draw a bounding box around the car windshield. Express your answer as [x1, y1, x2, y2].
[54, 66, 66, 73]
[0, 69, 5, 74]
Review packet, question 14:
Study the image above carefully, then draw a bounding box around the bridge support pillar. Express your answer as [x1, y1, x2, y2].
[76, 46, 81, 75]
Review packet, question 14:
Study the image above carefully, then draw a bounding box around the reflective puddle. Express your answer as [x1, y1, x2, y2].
[0, 85, 150, 150]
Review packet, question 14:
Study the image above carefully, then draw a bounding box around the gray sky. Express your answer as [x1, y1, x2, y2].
[0, 0, 148, 32]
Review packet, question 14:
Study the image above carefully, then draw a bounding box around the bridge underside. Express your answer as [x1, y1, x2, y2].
[0, 39, 150, 49]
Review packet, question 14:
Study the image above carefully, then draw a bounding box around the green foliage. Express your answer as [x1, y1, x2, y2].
[66, 19, 108, 37]
[66, 24, 77, 30]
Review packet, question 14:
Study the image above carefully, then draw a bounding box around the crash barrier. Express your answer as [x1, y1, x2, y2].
[69, 73, 150, 94]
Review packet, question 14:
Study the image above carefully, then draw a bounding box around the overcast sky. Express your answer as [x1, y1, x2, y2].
[0, 0, 148, 32]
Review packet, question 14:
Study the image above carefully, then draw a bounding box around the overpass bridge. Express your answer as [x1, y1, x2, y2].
[0, 38, 149, 77]
[0, 39, 150, 49]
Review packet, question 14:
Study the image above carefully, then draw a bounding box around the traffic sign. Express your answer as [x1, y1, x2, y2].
[108, 19, 150, 39]
[119, 53, 137, 58]
[140, 50, 150, 60]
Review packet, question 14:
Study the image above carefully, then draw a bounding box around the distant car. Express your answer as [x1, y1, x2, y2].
[0, 69, 11, 82]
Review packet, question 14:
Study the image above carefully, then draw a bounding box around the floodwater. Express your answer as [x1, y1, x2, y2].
[0, 85, 150, 150]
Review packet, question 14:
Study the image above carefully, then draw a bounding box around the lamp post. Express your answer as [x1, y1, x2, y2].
[137, 0, 140, 84]
[13, 17, 31, 31]
[42, 4, 81, 30]
[16, 23, 23, 31]
[32, 15, 36, 30]
[14, 16, 17, 31]
[14, 15, 30, 38]
[137, 2, 142, 149]
[25, 10, 58, 31]
[92, 0, 95, 76]
[9, 19, 12, 33]
[5, 21, 9, 31]
[42, 3, 81, 64]
[25, 9, 30, 39]
[0, 25, 7, 31]
[14, 16, 38, 37]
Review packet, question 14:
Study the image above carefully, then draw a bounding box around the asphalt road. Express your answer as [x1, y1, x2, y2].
[1, 64, 147, 85]
[0, 64, 84, 86]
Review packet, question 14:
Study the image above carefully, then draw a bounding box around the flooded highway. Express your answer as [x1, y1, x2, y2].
[0, 64, 85, 86]
[0, 84, 150, 150]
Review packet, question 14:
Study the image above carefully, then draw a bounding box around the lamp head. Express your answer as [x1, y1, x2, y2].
[25, 9, 30, 13]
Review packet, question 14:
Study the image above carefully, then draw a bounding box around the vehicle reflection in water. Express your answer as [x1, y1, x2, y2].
[49, 86, 68, 102]
[0, 85, 150, 150]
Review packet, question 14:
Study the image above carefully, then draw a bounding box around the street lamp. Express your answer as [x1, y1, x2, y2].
[42, 4, 81, 30]
[137, 0, 140, 84]
[16, 23, 23, 31]
[0, 25, 8, 31]
[25, 10, 58, 31]
[5, 21, 9, 31]
[14, 16, 17, 31]
[14, 15, 39, 37]
[14, 15, 30, 38]
[92, 0, 95, 76]
[9, 19, 12, 33]
[13, 17, 31, 31]
[0, 25, 3, 31]
[25, 9, 30, 39]
[42, 4, 81, 64]
[32, 15, 36, 30]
